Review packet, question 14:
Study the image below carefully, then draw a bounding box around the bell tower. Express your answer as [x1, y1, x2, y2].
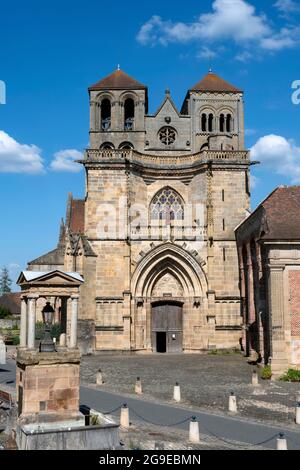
[181, 69, 245, 153]
[88, 67, 148, 152]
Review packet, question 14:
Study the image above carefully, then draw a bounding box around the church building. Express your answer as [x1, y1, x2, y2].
[28, 68, 251, 353]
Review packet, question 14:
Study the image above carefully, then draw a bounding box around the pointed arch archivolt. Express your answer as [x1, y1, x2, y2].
[132, 242, 207, 299]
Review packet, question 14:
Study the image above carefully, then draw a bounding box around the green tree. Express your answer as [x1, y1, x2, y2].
[0, 266, 12, 295]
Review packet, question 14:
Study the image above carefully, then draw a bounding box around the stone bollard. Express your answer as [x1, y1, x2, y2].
[296, 402, 300, 425]
[228, 392, 237, 413]
[59, 333, 66, 347]
[96, 369, 104, 385]
[252, 369, 259, 386]
[135, 377, 142, 395]
[189, 416, 200, 444]
[173, 382, 181, 402]
[276, 433, 287, 450]
[120, 404, 130, 429]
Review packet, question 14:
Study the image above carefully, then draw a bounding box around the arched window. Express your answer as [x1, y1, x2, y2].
[101, 99, 111, 131]
[150, 187, 184, 222]
[201, 113, 207, 132]
[100, 142, 115, 149]
[208, 113, 214, 132]
[226, 114, 232, 133]
[219, 114, 225, 132]
[119, 142, 134, 150]
[124, 98, 135, 131]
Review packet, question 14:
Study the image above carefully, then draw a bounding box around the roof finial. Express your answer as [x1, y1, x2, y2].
[209, 67, 213, 74]
[117, 64, 121, 71]
[165, 88, 170, 96]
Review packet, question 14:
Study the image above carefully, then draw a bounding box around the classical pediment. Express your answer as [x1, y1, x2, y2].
[17, 270, 84, 287]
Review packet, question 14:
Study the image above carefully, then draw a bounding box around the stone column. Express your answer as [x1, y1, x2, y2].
[27, 295, 38, 349]
[19, 296, 27, 348]
[268, 265, 288, 376]
[245, 243, 257, 358]
[70, 295, 79, 348]
[246, 243, 255, 325]
[90, 100, 96, 131]
[122, 292, 131, 350]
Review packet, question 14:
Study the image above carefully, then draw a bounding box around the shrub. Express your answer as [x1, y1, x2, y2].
[0, 306, 11, 319]
[12, 335, 20, 345]
[50, 323, 61, 340]
[279, 369, 300, 382]
[260, 365, 272, 380]
[35, 322, 61, 340]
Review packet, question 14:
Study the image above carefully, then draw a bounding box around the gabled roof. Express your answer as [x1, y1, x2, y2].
[17, 270, 84, 285]
[66, 196, 85, 234]
[190, 71, 242, 93]
[261, 186, 300, 240]
[28, 247, 65, 266]
[89, 69, 147, 91]
[152, 91, 182, 118]
[236, 186, 300, 240]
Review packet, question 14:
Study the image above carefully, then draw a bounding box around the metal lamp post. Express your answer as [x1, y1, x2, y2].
[40, 302, 55, 352]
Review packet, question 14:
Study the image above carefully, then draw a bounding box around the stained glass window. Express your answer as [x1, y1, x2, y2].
[150, 187, 184, 221]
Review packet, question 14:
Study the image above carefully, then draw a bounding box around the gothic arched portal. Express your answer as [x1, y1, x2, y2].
[132, 242, 208, 352]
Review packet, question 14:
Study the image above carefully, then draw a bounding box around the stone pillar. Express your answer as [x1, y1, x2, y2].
[246, 243, 256, 358]
[20, 296, 27, 348]
[246, 243, 255, 325]
[268, 265, 288, 376]
[70, 295, 79, 348]
[145, 302, 152, 350]
[90, 100, 97, 131]
[27, 295, 38, 349]
[123, 292, 131, 350]
[238, 246, 246, 352]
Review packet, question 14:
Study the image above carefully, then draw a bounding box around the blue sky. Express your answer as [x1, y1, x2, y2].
[0, 0, 300, 287]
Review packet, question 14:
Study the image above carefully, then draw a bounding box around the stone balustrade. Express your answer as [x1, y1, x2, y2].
[83, 148, 250, 166]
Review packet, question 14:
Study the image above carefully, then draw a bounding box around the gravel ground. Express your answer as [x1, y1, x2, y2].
[81, 353, 300, 426]
[119, 419, 269, 450]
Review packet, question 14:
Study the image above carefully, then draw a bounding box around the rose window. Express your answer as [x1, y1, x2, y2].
[158, 127, 176, 145]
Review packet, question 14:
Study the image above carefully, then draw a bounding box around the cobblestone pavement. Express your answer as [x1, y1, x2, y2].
[81, 353, 300, 427]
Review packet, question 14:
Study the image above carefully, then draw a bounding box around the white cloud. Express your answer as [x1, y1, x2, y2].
[0, 130, 44, 174]
[250, 174, 259, 189]
[245, 128, 257, 136]
[50, 149, 83, 173]
[275, 0, 300, 15]
[197, 46, 217, 60]
[250, 134, 300, 184]
[137, 0, 299, 55]
[235, 50, 253, 62]
[260, 27, 299, 51]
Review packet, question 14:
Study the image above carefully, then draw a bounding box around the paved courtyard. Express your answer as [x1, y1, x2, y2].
[81, 353, 300, 426]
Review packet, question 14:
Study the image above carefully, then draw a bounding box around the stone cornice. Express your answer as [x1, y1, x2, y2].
[78, 149, 250, 182]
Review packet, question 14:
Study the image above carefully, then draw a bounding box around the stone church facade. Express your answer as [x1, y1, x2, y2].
[28, 68, 251, 353]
